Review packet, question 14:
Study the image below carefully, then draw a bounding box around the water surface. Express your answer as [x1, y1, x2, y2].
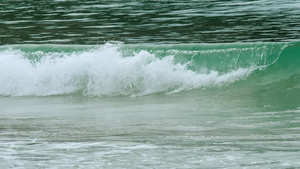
[1, 0, 300, 44]
[1, 0, 300, 168]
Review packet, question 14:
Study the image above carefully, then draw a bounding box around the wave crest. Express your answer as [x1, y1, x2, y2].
[0, 43, 253, 96]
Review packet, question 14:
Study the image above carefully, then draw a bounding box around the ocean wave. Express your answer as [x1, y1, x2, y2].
[0, 42, 299, 97]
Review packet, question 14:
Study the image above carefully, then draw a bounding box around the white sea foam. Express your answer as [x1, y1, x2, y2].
[0, 44, 253, 96]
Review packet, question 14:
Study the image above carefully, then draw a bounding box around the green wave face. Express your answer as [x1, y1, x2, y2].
[0, 42, 299, 97]
[122, 42, 287, 73]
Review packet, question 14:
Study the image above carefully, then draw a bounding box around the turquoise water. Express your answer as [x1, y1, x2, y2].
[1, 0, 300, 168]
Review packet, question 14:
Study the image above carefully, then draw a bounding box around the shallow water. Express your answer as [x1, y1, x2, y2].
[1, 93, 300, 168]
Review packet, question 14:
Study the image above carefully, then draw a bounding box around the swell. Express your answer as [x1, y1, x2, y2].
[0, 42, 299, 97]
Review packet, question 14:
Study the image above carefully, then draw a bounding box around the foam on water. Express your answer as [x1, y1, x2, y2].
[0, 43, 253, 96]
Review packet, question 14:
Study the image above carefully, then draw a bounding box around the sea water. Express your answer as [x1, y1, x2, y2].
[1, 0, 300, 168]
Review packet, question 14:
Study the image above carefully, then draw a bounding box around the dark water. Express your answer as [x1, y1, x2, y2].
[1, 0, 300, 44]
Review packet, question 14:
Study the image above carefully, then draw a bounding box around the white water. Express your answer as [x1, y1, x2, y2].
[0, 44, 253, 96]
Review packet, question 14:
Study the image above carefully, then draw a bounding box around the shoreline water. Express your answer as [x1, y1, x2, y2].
[1, 92, 300, 168]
